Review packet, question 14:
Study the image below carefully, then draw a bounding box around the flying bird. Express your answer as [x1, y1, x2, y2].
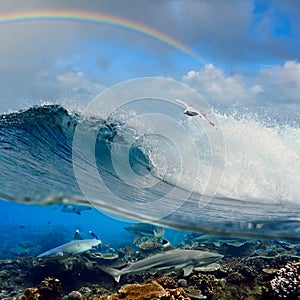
[176, 98, 215, 127]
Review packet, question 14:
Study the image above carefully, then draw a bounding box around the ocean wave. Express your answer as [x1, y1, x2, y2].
[1, 104, 300, 240]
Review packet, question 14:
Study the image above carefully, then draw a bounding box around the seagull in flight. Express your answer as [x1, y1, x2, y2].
[176, 98, 215, 127]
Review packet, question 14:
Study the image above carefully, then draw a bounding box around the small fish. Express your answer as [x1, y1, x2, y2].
[99, 249, 223, 282]
[98, 253, 119, 260]
[61, 204, 92, 215]
[124, 223, 164, 244]
[37, 230, 101, 259]
[137, 239, 174, 251]
[192, 234, 246, 244]
[137, 240, 161, 251]
[176, 98, 215, 126]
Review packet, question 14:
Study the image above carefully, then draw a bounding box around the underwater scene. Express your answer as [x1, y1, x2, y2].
[0, 101, 299, 300]
[1, 1, 300, 300]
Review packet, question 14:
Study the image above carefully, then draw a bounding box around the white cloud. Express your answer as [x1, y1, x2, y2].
[57, 71, 103, 94]
[1, 1, 300, 112]
[182, 64, 262, 105]
[257, 61, 300, 104]
[250, 85, 264, 94]
[260, 61, 300, 84]
[182, 61, 300, 106]
[53, 71, 105, 104]
[32, 70, 105, 106]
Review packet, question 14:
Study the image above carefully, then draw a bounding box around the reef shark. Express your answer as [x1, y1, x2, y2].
[124, 223, 164, 244]
[37, 230, 101, 259]
[61, 204, 92, 215]
[99, 249, 223, 282]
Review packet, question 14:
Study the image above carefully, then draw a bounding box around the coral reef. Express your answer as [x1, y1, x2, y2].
[67, 290, 82, 300]
[95, 282, 167, 300]
[77, 284, 111, 299]
[21, 277, 62, 300]
[188, 273, 216, 297]
[93, 282, 192, 300]
[118, 282, 166, 299]
[156, 276, 178, 289]
[0, 239, 300, 300]
[161, 288, 190, 300]
[268, 260, 300, 299]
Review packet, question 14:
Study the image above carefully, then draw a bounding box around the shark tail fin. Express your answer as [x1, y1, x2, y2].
[99, 266, 122, 283]
[153, 227, 164, 241]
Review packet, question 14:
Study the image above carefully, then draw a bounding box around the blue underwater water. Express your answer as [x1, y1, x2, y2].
[0, 102, 300, 260]
[0, 200, 137, 259]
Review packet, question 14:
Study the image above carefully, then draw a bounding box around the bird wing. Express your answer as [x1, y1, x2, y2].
[176, 98, 215, 126]
[176, 98, 190, 109]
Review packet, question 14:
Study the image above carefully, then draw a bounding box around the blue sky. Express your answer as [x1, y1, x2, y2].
[0, 0, 300, 112]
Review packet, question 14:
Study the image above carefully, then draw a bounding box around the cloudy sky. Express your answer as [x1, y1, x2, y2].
[0, 0, 300, 113]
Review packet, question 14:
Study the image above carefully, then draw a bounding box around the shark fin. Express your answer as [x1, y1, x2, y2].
[74, 229, 83, 240]
[153, 227, 164, 240]
[133, 234, 141, 244]
[99, 266, 122, 283]
[182, 265, 194, 276]
[89, 230, 99, 240]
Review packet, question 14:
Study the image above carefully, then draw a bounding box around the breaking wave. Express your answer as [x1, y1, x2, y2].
[1, 103, 300, 240]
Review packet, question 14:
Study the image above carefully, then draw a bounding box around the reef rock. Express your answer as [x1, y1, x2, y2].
[161, 288, 190, 300]
[190, 273, 216, 297]
[269, 261, 300, 299]
[97, 282, 167, 300]
[21, 277, 62, 300]
[67, 290, 82, 300]
[119, 282, 166, 299]
[155, 276, 178, 289]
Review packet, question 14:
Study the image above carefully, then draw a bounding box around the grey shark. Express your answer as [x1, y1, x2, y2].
[37, 230, 101, 259]
[124, 223, 164, 244]
[100, 249, 223, 282]
[61, 204, 92, 215]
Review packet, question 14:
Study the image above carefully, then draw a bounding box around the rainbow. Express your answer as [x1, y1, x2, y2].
[0, 10, 200, 60]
